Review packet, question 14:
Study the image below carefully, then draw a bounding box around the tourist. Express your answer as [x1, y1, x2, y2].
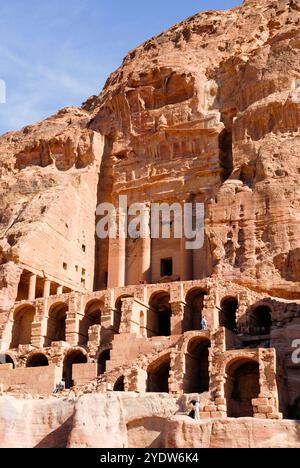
[188, 400, 201, 420]
[194, 400, 200, 420]
[59, 379, 66, 392]
[201, 317, 208, 331]
[53, 379, 66, 394]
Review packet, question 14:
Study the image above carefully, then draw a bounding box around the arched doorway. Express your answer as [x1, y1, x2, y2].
[98, 349, 111, 375]
[0, 355, 15, 368]
[219, 297, 238, 331]
[114, 376, 125, 391]
[184, 338, 210, 393]
[78, 300, 103, 345]
[184, 289, 207, 332]
[249, 305, 272, 335]
[10, 305, 35, 348]
[63, 350, 87, 389]
[46, 303, 68, 345]
[147, 355, 171, 393]
[148, 292, 172, 337]
[226, 359, 260, 418]
[26, 353, 49, 368]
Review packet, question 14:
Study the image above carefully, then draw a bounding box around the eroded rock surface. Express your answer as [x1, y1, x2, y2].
[1, 0, 300, 304]
[0, 393, 298, 448]
[163, 415, 300, 448]
[0, 0, 300, 449]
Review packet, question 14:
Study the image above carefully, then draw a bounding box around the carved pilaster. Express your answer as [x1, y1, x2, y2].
[170, 301, 185, 335]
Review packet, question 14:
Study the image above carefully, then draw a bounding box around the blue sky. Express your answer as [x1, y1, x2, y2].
[0, 0, 241, 134]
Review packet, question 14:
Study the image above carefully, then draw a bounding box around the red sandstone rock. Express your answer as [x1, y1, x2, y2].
[163, 415, 300, 448]
[0, 394, 298, 449]
[0, 0, 300, 449]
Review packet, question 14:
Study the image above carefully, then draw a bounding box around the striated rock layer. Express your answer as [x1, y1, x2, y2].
[0, 393, 299, 448]
[163, 415, 300, 448]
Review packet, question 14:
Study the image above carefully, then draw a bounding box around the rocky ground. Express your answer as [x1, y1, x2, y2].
[0, 393, 299, 448]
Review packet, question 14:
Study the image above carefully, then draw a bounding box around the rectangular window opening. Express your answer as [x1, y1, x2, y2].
[161, 258, 173, 277]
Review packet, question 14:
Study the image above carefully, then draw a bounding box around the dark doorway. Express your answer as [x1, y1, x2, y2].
[98, 350, 111, 375]
[219, 297, 238, 331]
[114, 376, 125, 391]
[158, 310, 171, 337]
[147, 357, 170, 393]
[46, 303, 68, 345]
[249, 306, 272, 335]
[226, 360, 260, 418]
[288, 397, 300, 420]
[161, 258, 173, 277]
[63, 351, 87, 389]
[184, 289, 207, 332]
[148, 292, 172, 337]
[184, 339, 210, 393]
[26, 354, 49, 368]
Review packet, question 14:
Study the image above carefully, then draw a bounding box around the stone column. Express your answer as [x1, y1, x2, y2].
[31, 301, 47, 348]
[252, 348, 283, 420]
[141, 204, 151, 284]
[170, 301, 185, 335]
[28, 274, 37, 301]
[126, 367, 147, 392]
[180, 201, 193, 281]
[43, 279, 51, 298]
[169, 350, 183, 395]
[100, 306, 115, 344]
[108, 207, 127, 288]
[56, 285, 63, 295]
[88, 325, 101, 356]
[66, 294, 80, 346]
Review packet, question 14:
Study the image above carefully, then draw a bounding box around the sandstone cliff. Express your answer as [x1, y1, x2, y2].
[88, 0, 300, 296]
[0, 0, 300, 449]
[0, 393, 299, 448]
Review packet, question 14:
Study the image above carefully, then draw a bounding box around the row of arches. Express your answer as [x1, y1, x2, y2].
[5, 347, 297, 420]
[147, 357, 261, 419]
[147, 289, 208, 336]
[147, 292, 272, 338]
[146, 338, 210, 394]
[220, 298, 272, 336]
[143, 288, 209, 337]
[9, 291, 273, 349]
[10, 290, 204, 348]
[10, 300, 103, 349]
[112, 340, 261, 418]
[2, 348, 111, 390]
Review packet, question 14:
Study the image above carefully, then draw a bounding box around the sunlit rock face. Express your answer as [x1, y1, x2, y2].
[1, 0, 300, 304]
[0, 0, 300, 449]
[0, 394, 299, 448]
[90, 0, 300, 296]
